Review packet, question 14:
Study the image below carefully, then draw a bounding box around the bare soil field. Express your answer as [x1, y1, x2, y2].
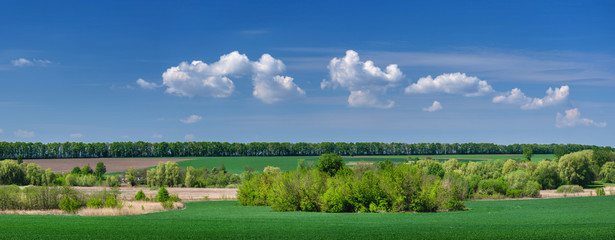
[0, 201, 185, 216]
[72, 186, 237, 202]
[540, 186, 615, 198]
[24, 158, 190, 173]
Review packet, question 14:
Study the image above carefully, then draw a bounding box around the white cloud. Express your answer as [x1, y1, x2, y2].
[69, 133, 83, 138]
[493, 85, 569, 110]
[184, 134, 195, 140]
[556, 108, 606, 128]
[15, 129, 34, 138]
[322, 50, 403, 108]
[162, 51, 304, 103]
[251, 54, 305, 103]
[0, 129, 3, 134]
[136, 78, 160, 89]
[405, 72, 494, 97]
[180, 115, 203, 124]
[423, 101, 443, 112]
[152, 133, 163, 139]
[11, 58, 51, 67]
[11, 58, 31, 66]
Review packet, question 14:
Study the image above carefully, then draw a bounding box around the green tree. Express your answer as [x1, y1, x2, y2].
[94, 162, 106, 180]
[592, 148, 613, 167]
[502, 159, 519, 176]
[125, 167, 138, 186]
[80, 164, 93, 175]
[317, 153, 345, 176]
[157, 186, 170, 202]
[600, 162, 615, 183]
[523, 147, 533, 161]
[532, 160, 561, 189]
[558, 150, 595, 186]
[17, 155, 23, 165]
[71, 166, 81, 174]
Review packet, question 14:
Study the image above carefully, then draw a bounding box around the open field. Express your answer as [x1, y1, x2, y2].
[0, 196, 613, 239]
[23, 154, 556, 175]
[176, 154, 555, 173]
[24, 158, 189, 174]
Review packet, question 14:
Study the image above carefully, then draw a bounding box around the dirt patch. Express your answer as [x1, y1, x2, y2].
[23, 158, 190, 174]
[0, 201, 185, 216]
[540, 186, 615, 199]
[72, 186, 237, 202]
[346, 162, 375, 166]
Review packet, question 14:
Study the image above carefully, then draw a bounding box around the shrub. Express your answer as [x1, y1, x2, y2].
[0, 160, 25, 185]
[523, 181, 541, 197]
[59, 196, 82, 213]
[87, 198, 103, 208]
[103, 196, 121, 208]
[157, 186, 170, 202]
[556, 185, 584, 193]
[596, 187, 606, 196]
[134, 190, 146, 201]
[427, 162, 445, 178]
[81, 164, 93, 175]
[263, 166, 281, 174]
[317, 153, 345, 176]
[169, 194, 181, 202]
[478, 179, 508, 195]
[106, 175, 121, 187]
[71, 166, 81, 174]
[442, 159, 460, 172]
[161, 201, 174, 209]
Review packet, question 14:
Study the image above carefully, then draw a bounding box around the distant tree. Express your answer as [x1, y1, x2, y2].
[71, 166, 81, 174]
[554, 146, 568, 160]
[125, 167, 138, 186]
[94, 162, 106, 180]
[558, 150, 595, 186]
[502, 159, 519, 176]
[17, 155, 23, 165]
[317, 153, 345, 176]
[523, 147, 533, 161]
[81, 164, 93, 175]
[592, 148, 613, 167]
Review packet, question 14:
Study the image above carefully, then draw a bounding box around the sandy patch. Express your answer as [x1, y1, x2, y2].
[24, 158, 190, 174]
[72, 186, 237, 202]
[540, 186, 615, 198]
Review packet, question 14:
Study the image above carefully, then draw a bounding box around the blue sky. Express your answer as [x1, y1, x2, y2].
[1, 0, 614, 146]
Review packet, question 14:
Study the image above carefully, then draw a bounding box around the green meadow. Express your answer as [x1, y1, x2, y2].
[173, 154, 555, 174]
[0, 196, 613, 239]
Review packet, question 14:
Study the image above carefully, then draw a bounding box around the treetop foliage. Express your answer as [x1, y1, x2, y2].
[0, 141, 603, 159]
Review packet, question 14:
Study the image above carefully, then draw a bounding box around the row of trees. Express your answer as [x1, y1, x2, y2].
[0, 141, 602, 159]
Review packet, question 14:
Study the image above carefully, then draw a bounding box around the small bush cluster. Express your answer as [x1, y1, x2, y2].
[146, 162, 241, 188]
[556, 185, 584, 193]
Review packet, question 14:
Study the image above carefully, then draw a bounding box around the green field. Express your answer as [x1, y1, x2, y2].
[173, 154, 555, 174]
[0, 196, 613, 239]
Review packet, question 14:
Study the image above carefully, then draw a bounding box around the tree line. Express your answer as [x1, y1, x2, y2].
[0, 141, 604, 159]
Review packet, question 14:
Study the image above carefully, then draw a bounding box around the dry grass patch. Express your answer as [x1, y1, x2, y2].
[78, 201, 185, 216]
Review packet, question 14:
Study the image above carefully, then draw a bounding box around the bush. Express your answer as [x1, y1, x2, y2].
[502, 159, 519, 176]
[161, 201, 174, 209]
[157, 186, 170, 202]
[556, 185, 584, 193]
[596, 187, 606, 196]
[87, 198, 103, 208]
[103, 196, 122, 208]
[71, 166, 81, 174]
[478, 179, 508, 195]
[106, 175, 121, 187]
[169, 194, 181, 202]
[504, 170, 530, 190]
[523, 181, 541, 197]
[134, 190, 146, 201]
[59, 196, 82, 213]
[94, 162, 106, 180]
[317, 153, 345, 176]
[125, 167, 139, 186]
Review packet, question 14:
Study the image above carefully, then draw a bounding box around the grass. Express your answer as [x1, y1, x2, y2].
[0, 196, 613, 239]
[174, 154, 555, 174]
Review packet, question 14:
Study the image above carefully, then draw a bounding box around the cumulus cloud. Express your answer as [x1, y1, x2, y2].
[493, 85, 569, 110]
[251, 54, 305, 103]
[161, 51, 304, 103]
[180, 115, 202, 124]
[136, 78, 161, 89]
[423, 101, 443, 112]
[69, 133, 83, 138]
[556, 108, 606, 128]
[405, 72, 494, 97]
[11, 58, 51, 67]
[322, 50, 403, 108]
[15, 129, 34, 138]
[184, 134, 195, 140]
[152, 133, 163, 139]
